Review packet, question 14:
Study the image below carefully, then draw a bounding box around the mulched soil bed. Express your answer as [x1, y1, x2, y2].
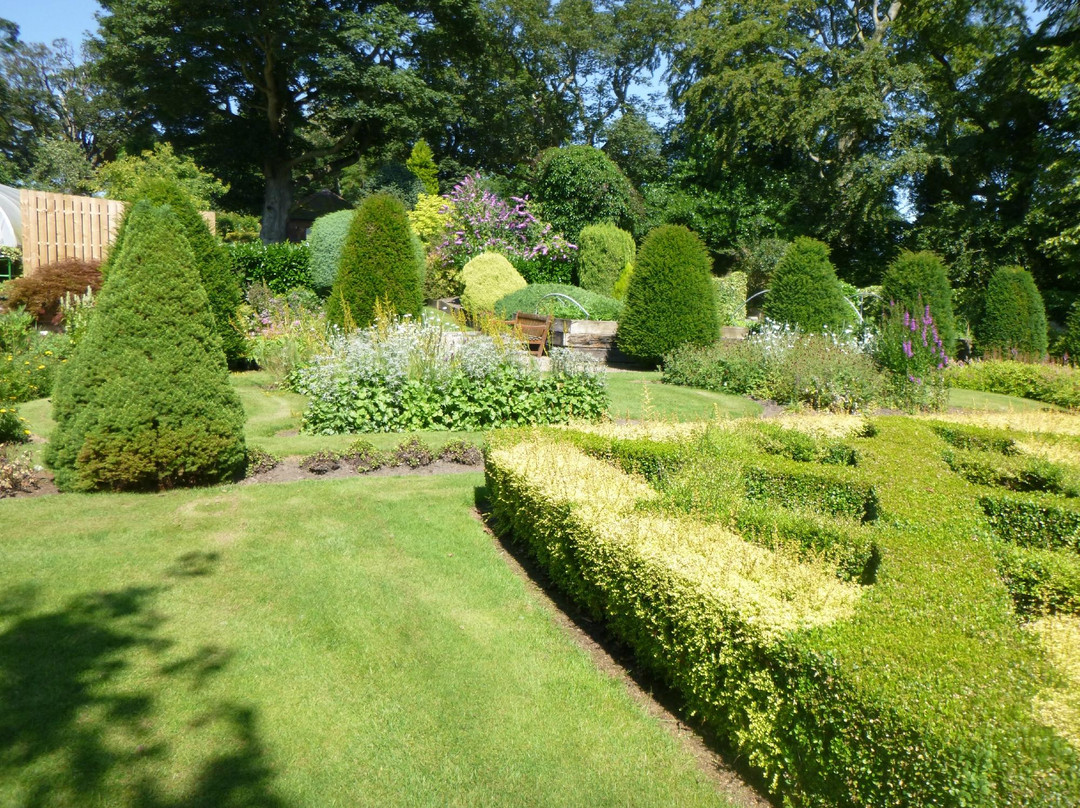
[240, 457, 483, 486]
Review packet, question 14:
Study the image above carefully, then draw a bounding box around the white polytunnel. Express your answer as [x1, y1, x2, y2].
[0, 184, 20, 248]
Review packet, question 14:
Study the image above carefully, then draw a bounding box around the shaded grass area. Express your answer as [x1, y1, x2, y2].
[609, 371, 762, 421]
[0, 474, 729, 808]
[948, 387, 1063, 412]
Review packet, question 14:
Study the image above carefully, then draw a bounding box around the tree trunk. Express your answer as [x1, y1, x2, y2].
[260, 161, 292, 243]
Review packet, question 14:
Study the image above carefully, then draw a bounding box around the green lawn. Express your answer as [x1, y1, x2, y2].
[0, 474, 730, 808]
[947, 387, 1062, 412]
[607, 371, 763, 421]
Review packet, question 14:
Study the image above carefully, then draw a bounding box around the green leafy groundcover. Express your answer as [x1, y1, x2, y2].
[485, 416, 1080, 807]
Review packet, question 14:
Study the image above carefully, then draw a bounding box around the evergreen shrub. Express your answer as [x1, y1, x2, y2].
[308, 209, 355, 292]
[979, 266, 1048, 359]
[532, 145, 643, 240]
[881, 250, 957, 353]
[576, 224, 635, 297]
[612, 262, 633, 301]
[406, 140, 439, 195]
[45, 202, 246, 492]
[114, 178, 246, 364]
[617, 225, 718, 364]
[494, 283, 623, 321]
[228, 241, 312, 293]
[713, 271, 747, 327]
[762, 238, 854, 333]
[326, 193, 424, 328]
[460, 252, 527, 317]
[1063, 301, 1080, 364]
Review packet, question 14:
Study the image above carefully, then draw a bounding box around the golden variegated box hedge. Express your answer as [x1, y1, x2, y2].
[484, 415, 1080, 807]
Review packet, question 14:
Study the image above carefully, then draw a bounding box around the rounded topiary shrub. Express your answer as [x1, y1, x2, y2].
[532, 145, 642, 241]
[108, 177, 246, 364]
[617, 225, 718, 365]
[45, 201, 247, 492]
[881, 250, 957, 353]
[577, 223, 636, 297]
[326, 193, 424, 328]
[762, 238, 854, 333]
[460, 252, 527, 317]
[979, 266, 1049, 359]
[308, 209, 355, 292]
[494, 283, 623, 321]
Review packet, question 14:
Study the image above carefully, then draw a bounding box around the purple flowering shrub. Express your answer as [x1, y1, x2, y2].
[875, 299, 948, 410]
[431, 175, 576, 290]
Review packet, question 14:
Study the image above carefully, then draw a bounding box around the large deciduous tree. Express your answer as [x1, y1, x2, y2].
[669, 0, 1027, 284]
[0, 25, 142, 188]
[94, 0, 481, 242]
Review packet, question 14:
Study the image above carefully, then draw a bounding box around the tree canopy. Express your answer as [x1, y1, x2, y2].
[94, 0, 483, 241]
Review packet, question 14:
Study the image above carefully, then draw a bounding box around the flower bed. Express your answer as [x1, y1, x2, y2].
[292, 318, 607, 433]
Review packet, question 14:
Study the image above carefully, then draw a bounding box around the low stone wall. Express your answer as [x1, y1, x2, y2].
[550, 318, 629, 362]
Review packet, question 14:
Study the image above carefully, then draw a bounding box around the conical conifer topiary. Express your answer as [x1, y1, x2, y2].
[762, 237, 854, 333]
[46, 201, 246, 492]
[617, 224, 718, 364]
[979, 266, 1048, 359]
[326, 193, 424, 328]
[105, 178, 245, 364]
[881, 250, 957, 353]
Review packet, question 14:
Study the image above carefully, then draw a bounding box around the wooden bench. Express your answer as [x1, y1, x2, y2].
[505, 312, 553, 357]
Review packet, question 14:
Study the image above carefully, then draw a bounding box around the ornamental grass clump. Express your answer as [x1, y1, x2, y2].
[874, 300, 949, 411]
[45, 201, 247, 492]
[326, 193, 424, 329]
[293, 315, 607, 433]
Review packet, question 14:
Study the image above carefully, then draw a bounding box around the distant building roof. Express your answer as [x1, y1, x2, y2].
[288, 189, 352, 223]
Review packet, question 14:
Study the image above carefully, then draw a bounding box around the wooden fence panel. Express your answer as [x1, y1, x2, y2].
[19, 190, 215, 274]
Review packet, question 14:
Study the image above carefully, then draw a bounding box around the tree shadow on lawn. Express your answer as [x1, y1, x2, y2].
[473, 486, 774, 808]
[0, 555, 291, 808]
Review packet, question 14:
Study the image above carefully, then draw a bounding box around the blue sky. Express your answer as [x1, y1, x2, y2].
[0, 0, 101, 49]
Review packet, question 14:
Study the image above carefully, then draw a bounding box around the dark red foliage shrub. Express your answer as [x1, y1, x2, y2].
[4, 260, 103, 325]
